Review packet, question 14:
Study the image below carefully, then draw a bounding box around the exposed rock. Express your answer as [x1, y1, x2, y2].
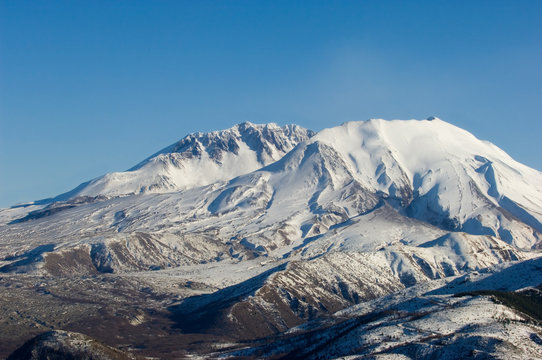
[7, 330, 134, 360]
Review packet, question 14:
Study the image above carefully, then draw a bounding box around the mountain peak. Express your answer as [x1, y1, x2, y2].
[250, 117, 542, 249]
[51, 122, 315, 201]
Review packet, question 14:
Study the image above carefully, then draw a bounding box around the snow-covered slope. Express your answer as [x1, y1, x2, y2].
[316, 118, 542, 243]
[221, 257, 542, 360]
[208, 117, 542, 249]
[2, 118, 541, 266]
[51, 122, 314, 200]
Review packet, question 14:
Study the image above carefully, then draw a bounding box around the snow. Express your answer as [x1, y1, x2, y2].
[47, 122, 314, 200]
[2, 118, 542, 359]
[2, 118, 541, 270]
[312, 119, 542, 231]
[223, 257, 542, 359]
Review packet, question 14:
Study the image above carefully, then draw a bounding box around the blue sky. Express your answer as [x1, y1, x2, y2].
[1, 1, 541, 207]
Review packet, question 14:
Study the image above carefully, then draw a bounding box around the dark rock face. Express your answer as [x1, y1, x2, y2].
[7, 330, 134, 360]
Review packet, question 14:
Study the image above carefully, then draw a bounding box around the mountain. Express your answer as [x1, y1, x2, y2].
[50, 122, 315, 201]
[195, 117, 541, 260]
[1, 118, 542, 359]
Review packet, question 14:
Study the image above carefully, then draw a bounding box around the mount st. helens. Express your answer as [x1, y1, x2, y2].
[1, 118, 541, 359]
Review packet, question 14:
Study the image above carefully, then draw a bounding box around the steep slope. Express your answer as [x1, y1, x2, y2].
[209, 118, 542, 249]
[51, 122, 315, 200]
[169, 228, 534, 340]
[312, 118, 542, 248]
[220, 257, 542, 360]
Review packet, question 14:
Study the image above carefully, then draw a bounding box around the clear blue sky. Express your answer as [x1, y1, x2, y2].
[1, 1, 541, 207]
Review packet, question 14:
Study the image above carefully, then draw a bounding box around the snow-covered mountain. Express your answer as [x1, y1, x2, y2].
[52, 122, 315, 200]
[1, 117, 542, 359]
[205, 117, 542, 250]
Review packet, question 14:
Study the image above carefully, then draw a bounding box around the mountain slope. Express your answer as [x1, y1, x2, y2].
[220, 257, 542, 360]
[314, 118, 542, 247]
[2, 118, 541, 271]
[51, 122, 315, 200]
[208, 117, 542, 249]
[7, 330, 134, 360]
